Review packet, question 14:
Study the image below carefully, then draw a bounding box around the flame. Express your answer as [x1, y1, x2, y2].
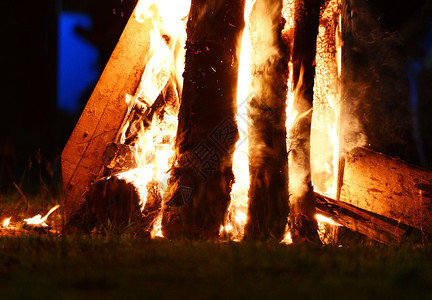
[151, 214, 163, 238]
[280, 231, 293, 245]
[24, 205, 60, 227]
[316, 213, 341, 227]
[2, 217, 11, 228]
[316, 213, 341, 244]
[223, 0, 255, 240]
[117, 0, 191, 237]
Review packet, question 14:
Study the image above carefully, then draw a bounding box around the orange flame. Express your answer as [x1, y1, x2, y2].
[117, 0, 191, 237]
[223, 0, 255, 240]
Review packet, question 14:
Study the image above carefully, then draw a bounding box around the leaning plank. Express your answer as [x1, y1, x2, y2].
[339, 147, 432, 233]
[315, 193, 406, 244]
[161, 0, 246, 239]
[61, 9, 151, 217]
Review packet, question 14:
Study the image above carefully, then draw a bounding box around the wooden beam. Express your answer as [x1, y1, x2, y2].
[288, 0, 324, 242]
[339, 147, 432, 233]
[243, 0, 289, 241]
[61, 8, 151, 217]
[161, 0, 246, 239]
[315, 193, 406, 244]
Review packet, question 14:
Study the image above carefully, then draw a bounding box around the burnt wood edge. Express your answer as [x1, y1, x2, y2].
[314, 193, 429, 245]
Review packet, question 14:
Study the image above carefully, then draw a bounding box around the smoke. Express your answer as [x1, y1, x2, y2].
[342, 0, 431, 166]
[288, 84, 313, 200]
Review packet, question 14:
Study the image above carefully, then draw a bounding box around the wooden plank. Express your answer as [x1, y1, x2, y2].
[315, 193, 406, 244]
[288, 0, 325, 242]
[61, 9, 151, 217]
[339, 147, 432, 233]
[310, 0, 342, 198]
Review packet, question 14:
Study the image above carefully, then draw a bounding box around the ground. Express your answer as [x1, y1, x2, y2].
[1, 194, 432, 299]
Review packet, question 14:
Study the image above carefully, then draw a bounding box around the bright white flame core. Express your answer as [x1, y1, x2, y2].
[316, 213, 341, 227]
[2, 217, 11, 228]
[224, 0, 255, 240]
[24, 205, 60, 227]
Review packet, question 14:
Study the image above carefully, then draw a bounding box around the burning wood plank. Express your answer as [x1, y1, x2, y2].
[161, 0, 246, 239]
[243, 0, 289, 240]
[315, 193, 407, 244]
[61, 8, 152, 217]
[288, 0, 325, 242]
[339, 147, 432, 233]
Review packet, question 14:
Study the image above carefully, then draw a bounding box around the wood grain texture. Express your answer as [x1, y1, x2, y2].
[62, 10, 151, 217]
[340, 147, 432, 233]
[161, 0, 246, 239]
[315, 194, 406, 244]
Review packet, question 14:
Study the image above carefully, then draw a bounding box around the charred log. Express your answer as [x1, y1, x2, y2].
[101, 143, 136, 177]
[64, 177, 141, 233]
[288, 0, 325, 242]
[162, 0, 246, 239]
[64, 177, 162, 235]
[243, 0, 289, 240]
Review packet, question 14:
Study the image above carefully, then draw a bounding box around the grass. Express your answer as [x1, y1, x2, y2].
[1, 234, 432, 299]
[1, 190, 432, 299]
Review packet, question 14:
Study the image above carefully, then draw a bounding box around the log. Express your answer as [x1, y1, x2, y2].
[339, 147, 432, 233]
[315, 193, 407, 244]
[63, 176, 163, 234]
[288, 0, 324, 242]
[310, 0, 345, 198]
[161, 0, 246, 239]
[62, 7, 152, 218]
[64, 176, 142, 233]
[243, 0, 289, 240]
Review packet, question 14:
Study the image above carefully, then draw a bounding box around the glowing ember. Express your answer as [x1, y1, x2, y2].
[316, 213, 341, 244]
[151, 215, 163, 238]
[24, 205, 60, 227]
[2, 217, 11, 228]
[280, 231, 293, 245]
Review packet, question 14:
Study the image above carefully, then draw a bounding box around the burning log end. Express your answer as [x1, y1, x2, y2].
[64, 177, 143, 234]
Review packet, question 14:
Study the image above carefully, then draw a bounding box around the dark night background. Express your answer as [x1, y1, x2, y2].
[0, 0, 431, 196]
[0, 0, 138, 195]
